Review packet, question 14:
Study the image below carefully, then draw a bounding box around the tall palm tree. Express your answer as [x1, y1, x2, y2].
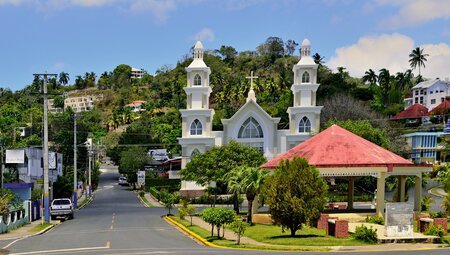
[241, 167, 268, 224]
[409, 47, 429, 76]
[378, 68, 391, 106]
[362, 69, 378, 91]
[313, 53, 325, 66]
[58, 72, 70, 86]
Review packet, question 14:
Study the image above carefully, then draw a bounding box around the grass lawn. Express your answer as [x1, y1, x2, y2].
[139, 194, 155, 208]
[243, 224, 370, 246]
[28, 223, 52, 233]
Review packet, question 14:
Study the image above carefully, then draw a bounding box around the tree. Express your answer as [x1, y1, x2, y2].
[119, 147, 150, 186]
[58, 72, 70, 86]
[262, 157, 328, 236]
[409, 47, 429, 76]
[230, 219, 249, 245]
[216, 45, 237, 63]
[53, 95, 65, 108]
[442, 193, 450, 215]
[160, 191, 176, 216]
[200, 207, 236, 238]
[362, 69, 378, 91]
[241, 166, 268, 223]
[313, 53, 325, 66]
[180, 140, 266, 188]
[285, 40, 298, 56]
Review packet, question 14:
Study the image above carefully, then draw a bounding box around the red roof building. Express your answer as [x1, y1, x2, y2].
[430, 100, 450, 115]
[261, 125, 431, 215]
[390, 103, 428, 120]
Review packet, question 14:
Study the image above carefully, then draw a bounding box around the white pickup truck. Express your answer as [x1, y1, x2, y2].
[50, 198, 74, 220]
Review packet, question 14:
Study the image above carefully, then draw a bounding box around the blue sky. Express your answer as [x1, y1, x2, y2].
[1, 0, 450, 91]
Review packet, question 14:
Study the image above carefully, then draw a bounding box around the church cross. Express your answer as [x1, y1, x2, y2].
[246, 71, 258, 90]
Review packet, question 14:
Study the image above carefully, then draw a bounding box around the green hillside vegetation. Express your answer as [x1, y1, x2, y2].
[0, 36, 426, 181]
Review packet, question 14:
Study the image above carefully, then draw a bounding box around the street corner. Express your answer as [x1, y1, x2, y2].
[164, 216, 228, 249]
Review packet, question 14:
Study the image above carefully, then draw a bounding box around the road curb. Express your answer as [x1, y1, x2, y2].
[164, 216, 228, 249]
[0, 223, 56, 241]
[77, 195, 94, 210]
[137, 194, 149, 208]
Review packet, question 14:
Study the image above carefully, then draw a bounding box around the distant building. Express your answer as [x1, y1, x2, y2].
[390, 103, 429, 125]
[64, 94, 103, 113]
[131, 67, 146, 79]
[405, 78, 450, 110]
[126, 100, 147, 112]
[403, 132, 447, 163]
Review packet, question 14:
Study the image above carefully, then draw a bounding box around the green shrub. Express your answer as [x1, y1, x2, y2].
[149, 187, 161, 201]
[230, 219, 249, 245]
[429, 211, 448, 219]
[366, 215, 384, 225]
[424, 224, 444, 237]
[31, 189, 42, 201]
[353, 225, 378, 243]
[139, 191, 145, 197]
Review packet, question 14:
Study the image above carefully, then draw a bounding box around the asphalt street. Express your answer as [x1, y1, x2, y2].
[0, 164, 449, 255]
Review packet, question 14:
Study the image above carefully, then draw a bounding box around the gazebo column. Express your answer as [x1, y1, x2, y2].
[376, 172, 386, 216]
[414, 175, 422, 212]
[347, 176, 355, 210]
[399, 175, 406, 202]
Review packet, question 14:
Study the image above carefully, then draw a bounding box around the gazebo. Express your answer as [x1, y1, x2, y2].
[262, 125, 432, 216]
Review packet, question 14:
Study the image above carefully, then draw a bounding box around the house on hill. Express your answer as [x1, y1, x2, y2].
[390, 103, 429, 125]
[177, 39, 323, 197]
[404, 78, 450, 110]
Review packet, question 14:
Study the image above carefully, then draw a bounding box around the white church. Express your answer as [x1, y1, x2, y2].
[178, 39, 323, 197]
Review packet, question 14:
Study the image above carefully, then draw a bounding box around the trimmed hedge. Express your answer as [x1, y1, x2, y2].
[145, 178, 180, 192]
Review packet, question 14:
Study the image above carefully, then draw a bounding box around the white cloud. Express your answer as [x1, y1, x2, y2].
[128, 0, 176, 23]
[327, 33, 450, 80]
[70, 0, 118, 7]
[374, 0, 450, 28]
[193, 28, 215, 42]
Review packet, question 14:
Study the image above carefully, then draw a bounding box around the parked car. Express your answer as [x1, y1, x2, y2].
[118, 176, 128, 186]
[50, 198, 74, 220]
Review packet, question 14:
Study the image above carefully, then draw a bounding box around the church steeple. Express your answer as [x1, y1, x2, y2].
[300, 38, 311, 57]
[194, 41, 204, 59]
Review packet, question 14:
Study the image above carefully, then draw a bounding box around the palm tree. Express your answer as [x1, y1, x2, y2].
[378, 68, 391, 106]
[241, 167, 268, 224]
[313, 53, 325, 66]
[226, 168, 246, 213]
[409, 47, 429, 76]
[362, 69, 378, 91]
[58, 72, 70, 86]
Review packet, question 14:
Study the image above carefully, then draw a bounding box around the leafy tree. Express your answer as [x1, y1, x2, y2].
[216, 45, 237, 63]
[53, 175, 72, 199]
[442, 193, 450, 215]
[160, 191, 177, 215]
[119, 146, 150, 184]
[262, 157, 327, 236]
[180, 140, 266, 189]
[421, 195, 435, 212]
[230, 219, 249, 245]
[53, 95, 65, 108]
[200, 207, 236, 238]
[409, 47, 429, 76]
[285, 39, 298, 56]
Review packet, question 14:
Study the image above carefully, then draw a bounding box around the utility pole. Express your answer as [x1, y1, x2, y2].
[88, 138, 93, 197]
[0, 139, 4, 189]
[34, 72, 57, 223]
[73, 114, 77, 208]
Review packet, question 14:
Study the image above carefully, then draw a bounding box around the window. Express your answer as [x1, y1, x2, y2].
[241, 142, 264, 153]
[430, 91, 433, 94]
[415, 90, 419, 95]
[190, 119, 202, 135]
[301, 72, 310, 83]
[193, 74, 201, 86]
[298, 116, 311, 133]
[431, 99, 436, 104]
[420, 97, 424, 104]
[415, 98, 418, 103]
[238, 117, 263, 138]
[420, 90, 424, 95]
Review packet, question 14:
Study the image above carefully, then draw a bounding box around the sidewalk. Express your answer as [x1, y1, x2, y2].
[143, 193, 163, 207]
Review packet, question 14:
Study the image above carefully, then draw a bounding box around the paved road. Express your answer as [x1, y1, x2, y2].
[1, 165, 449, 255]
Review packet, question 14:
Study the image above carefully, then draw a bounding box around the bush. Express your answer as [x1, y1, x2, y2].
[149, 187, 161, 201]
[429, 211, 448, 219]
[230, 219, 249, 245]
[424, 224, 444, 237]
[31, 189, 42, 201]
[353, 225, 378, 243]
[366, 215, 384, 225]
[200, 207, 236, 237]
[187, 194, 242, 205]
[139, 191, 145, 197]
[145, 178, 180, 192]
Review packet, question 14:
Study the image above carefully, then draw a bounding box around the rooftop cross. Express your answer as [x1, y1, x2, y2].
[246, 71, 259, 91]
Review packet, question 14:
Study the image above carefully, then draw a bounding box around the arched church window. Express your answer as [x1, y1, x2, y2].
[193, 74, 202, 86]
[301, 72, 310, 83]
[298, 116, 311, 133]
[190, 119, 202, 135]
[238, 117, 263, 138]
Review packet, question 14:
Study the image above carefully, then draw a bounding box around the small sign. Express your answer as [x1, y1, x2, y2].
[137, 171, 145, 185]
[49, 152, 56, 169]
[5, 149, 25, 163]
[36, 179, 44, 184]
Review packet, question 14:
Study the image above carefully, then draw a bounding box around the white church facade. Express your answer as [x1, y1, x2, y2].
[178, 39, 323, 197]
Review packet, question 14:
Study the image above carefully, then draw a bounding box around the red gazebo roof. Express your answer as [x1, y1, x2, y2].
[390, 103, 428, 120]
[262, 125, 413, 169]
[430, 101, 450, 115]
